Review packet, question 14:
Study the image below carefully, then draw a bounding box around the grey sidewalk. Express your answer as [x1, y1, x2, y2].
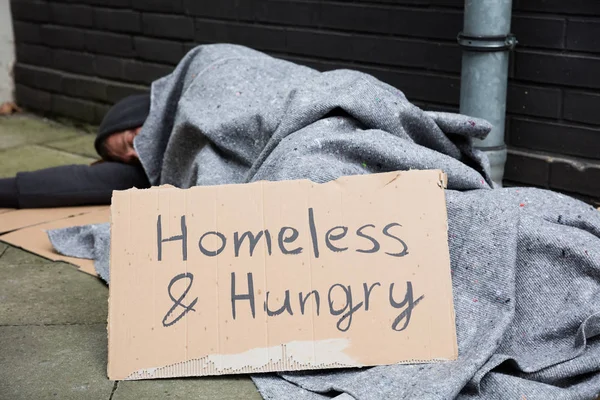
[0, 114, 262, 399]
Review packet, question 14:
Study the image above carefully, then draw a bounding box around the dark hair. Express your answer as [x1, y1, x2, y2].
[96, 138, 112, 161]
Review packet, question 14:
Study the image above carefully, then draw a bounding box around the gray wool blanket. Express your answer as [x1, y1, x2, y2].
[48, 44, 600, 400]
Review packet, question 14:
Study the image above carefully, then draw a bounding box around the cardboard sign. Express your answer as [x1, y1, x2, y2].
[108, 170, 457, 380]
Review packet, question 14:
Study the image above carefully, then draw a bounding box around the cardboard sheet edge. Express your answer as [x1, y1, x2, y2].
[437, 172, 457, 359]
[112, 170, 447, 195]
[114, 339, 457, 380]
[0, 234, 99, 277]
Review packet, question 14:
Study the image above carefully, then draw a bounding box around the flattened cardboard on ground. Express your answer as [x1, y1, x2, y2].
[0, 208, 109, 276]
[108, 170, 457, 380]
[0, 205, 106, 234]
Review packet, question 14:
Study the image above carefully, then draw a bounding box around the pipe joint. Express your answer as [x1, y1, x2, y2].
[457, 33, 518, 52]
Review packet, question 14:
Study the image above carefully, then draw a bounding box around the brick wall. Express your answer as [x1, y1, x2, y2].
[9, 0, 600, 199]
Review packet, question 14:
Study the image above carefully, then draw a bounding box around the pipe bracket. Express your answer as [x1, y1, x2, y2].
[457, 33, 518, 52]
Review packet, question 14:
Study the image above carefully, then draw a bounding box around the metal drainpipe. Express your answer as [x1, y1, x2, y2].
[458, 0, 517, 187]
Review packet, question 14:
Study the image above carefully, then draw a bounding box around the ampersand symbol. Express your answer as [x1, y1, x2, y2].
[162, 272, 199, 327]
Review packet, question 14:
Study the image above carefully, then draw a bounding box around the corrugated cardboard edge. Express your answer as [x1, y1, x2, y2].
[123, 341, 455, 380]
[438, 170, 448, 189]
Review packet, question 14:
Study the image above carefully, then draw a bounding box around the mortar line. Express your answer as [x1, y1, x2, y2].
[108, 381, 119, 400]
[0, 322, 106, 327]
[0, 245, 9, 259]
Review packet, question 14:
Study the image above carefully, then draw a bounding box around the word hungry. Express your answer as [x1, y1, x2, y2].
[162, 272, 423, 332]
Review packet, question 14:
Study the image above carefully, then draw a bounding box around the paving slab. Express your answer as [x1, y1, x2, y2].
[44, 134, 99, 159]
[0, 324, 114, 400]
[0, 251, 108, 325]
[113, 376, 262, 400]
[0, 114, 80, 150]
[0, 144, 95, 178]
[0, 245, 53, 265]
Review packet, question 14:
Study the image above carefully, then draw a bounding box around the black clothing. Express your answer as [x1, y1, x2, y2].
[0, 162, 150, 209]
[0, 177, 18, 208]
[1, 94, 152, 209]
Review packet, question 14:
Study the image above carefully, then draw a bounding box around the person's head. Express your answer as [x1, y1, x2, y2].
[95, 94, 151, 164]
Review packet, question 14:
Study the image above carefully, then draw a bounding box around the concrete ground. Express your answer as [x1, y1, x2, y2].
[0, 114, 262, 399]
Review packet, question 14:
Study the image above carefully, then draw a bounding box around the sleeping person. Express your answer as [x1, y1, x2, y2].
[0, 94, 151, 209]
[0, 43, 492, 209]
